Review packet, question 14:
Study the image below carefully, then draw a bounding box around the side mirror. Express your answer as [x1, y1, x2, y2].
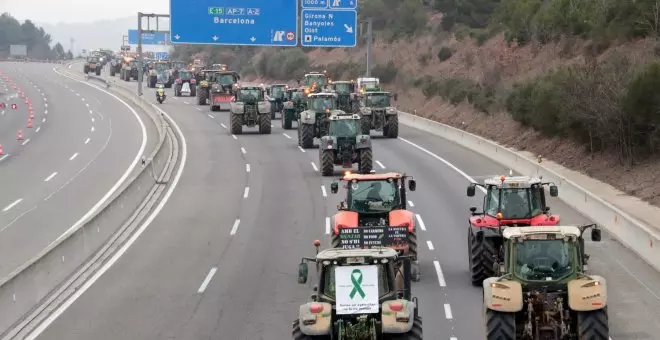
[393, 93, 398, 101]
[298, 262, 308, 284]
[408, 179, 416, 191]
[549, 185, 559, 197]
[470, 207, 477, 213]
[330, 182, 339, 193]
[591, 228, 602, 242]
[467, 185, 476, 197]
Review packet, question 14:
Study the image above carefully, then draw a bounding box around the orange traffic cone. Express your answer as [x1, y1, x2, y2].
[20, 92, 24, 98]
[25, 98, 29, 104]
[17, 130, 24, 140]
[28, 104, 32, 110]
[29, 112, 34, 119]
[27, 118, 33, 128]
[0, 144, 4, 155]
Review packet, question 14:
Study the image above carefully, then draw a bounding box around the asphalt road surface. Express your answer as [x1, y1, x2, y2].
[0, 62, 152, 279]
[32, 74, 660, 340]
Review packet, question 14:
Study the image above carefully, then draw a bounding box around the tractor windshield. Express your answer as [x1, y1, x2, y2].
[215, 74, 236, 85]
[305, 74, 328, 87]
[155, 63, 169, 72]
[366, 94, 390, 108]
[178, 71, 191, 80]
[289, 91, 303, 101]
[348, 180, 400, 213]
[485, 187, 543, 219]
[88, 57, 99, 63]
[329, 119, 358, 137]
[322, 264, 391, 300]
[310, 97, 335, 111]
[514, 240, 575, 281]
[237, 89, 263, 101]
[271, 86, 286, 98]
[334, 82, 351, 94]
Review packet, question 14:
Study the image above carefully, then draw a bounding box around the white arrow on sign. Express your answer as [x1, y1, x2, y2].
[344, 24, 353, 33]
[212, 35, 219, 41]
[250, 36, 256, 42]
[174, 34, 180, 40]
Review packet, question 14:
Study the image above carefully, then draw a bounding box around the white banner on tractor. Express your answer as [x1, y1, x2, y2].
[181, 82, 190, 93]
[335, 265, 379, 315]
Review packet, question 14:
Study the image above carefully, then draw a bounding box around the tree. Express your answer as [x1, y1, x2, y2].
[0, 12, 66, 59]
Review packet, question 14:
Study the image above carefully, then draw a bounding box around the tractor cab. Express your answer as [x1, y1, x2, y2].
[300, 71, 330, 96]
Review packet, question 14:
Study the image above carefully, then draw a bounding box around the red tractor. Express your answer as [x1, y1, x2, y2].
[329, 171, 420, 281]
[466, 175, 560, 286]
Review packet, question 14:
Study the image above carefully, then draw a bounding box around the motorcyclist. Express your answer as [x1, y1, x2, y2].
[156, 84, 166, 100]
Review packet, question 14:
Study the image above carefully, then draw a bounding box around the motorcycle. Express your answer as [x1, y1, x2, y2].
[156, 85, 166, 104]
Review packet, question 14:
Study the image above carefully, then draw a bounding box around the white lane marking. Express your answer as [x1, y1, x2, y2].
[35, 127, 41, 133]
[243, 187, 250, 199]
[44, 103, 47, 108]
[91, 118, 95, 123]
[246, 164, 250, 172]
[321, 185, 327, 197]
[69, 152, 78, 161]
[44, 172, 58, 182]
[208, 114, 214, 118]
[415, 214, 426, 231]
[433, 260, 446, 287]
[398, 137, 486, 193]
[197, 267, 218, 293]
[408, 200, 414, 207]
[282, 133, 291, 139]
[2, 199, 22, 212]
[196, 108, 201, 111]
[84, 138, 90, 144]
[220, 123, 227, 129]
[22, 139, 30, 146]
[311, 162, 319, 172]
[232, 134, 237, 140]
[240, 147, 246, 154]
[86, 103, 89, 107]
[450, 338, 458, 340]
[90, 126, 95, 132]
[230, 219, 240, 235]
[42, 118, 46, 123]
[375, 160, 385, 169]
[75, 93, 79, 96]
[298, 146, 306, 153]
[325, 217, 331, 235]
[183, 101, 190, 104]
[444, 304, 453, 319]
[426, 240, 434, 250]
[44, 110, 47, 115]
[21, 77, 186, 340]
[0, 155, 8, 162]
[81, 98, 85, 101]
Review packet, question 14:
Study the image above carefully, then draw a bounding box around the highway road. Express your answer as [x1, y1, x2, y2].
[31, 74, 660, 340]
[0, 62, 153, 279]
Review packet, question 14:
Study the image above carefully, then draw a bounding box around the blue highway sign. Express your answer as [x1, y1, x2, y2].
[128, 30, 169, 45]
[329, 0, 357, 10]
[301, 9, 357, 47]
[302, 0, 329, 9]
[170, 0, 299, 46]
[155, 52, 169, 60]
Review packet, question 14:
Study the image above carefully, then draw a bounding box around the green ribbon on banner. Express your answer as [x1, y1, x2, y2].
[349, 269, 366, 299]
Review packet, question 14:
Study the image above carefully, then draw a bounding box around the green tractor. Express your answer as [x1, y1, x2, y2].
[483, 224, 608, 340]
[83, 56, 101, 76]
[358, 91, 399, 138]
[197, 70, 240, 110]
[229, 86, 271, 134]
[282, 87, 306, 130]
[298, 93, 339, 149]
[120, 60, 139, 81]
[330, 80, 359, 113]
[294, 242, 423, 340]
[300, 71, 330, 97]
[319, 113, 373, 176]
[267, 84, 288, 119]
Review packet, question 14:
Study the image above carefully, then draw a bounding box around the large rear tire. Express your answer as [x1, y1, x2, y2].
[469, 229, 496, 286]
[197, 87, 208, 105]
[230, 112, 243, 135]
[292, 319, 331, 340]
[359, 148, 373, 174]
[320, 150, 334, 176]
[408, 231, 420, 282]
[299, 123, 314, 148]
[361, 117, 371, 135]
[485, 309, 515, 340]
[386, 315, 423, 340]
[259, 114, 271, 134]
[577, 308, 609, 340]
[282, 111, 293, 129]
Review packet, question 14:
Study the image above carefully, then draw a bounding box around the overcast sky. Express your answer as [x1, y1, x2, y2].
[4, 0, 169, 24]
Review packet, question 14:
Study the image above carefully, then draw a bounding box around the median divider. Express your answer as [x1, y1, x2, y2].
[398, 110, 660, 272]
[0, 62, 177, 336]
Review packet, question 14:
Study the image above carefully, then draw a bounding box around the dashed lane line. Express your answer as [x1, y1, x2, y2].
[2, 198, 22, 212]
[311, 162, 319, 172]
[230, 219, 240, 235]
[69, 152, 78, 161]
[415, 214, 426, 231]
[321, 185, 327, 197]
[433, 260, 446, 287]
[197, 267, 218, 294]
[44, 172, 58, 182]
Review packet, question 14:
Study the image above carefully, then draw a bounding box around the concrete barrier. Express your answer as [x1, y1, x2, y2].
[0, 62, 173, 334]
[398, 111, 660, 272]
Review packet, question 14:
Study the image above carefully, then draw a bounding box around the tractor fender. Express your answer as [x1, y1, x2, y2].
[567, 275, 607, 311]
[257, 101, 271, 114]
[332, 211, 358, 235]
[469, 222, 501, 239]
[381, 299, 415, 334]
[385, 107, 398, 115]
[297, 302, 332, 336]
[354, 135, 372, 149]
[230, 102, 245, 114]
[299, 110, 317, 124]
[319, 136, 336, 149]
[483, 277, 523, 312]
[389, 209, 415, 232]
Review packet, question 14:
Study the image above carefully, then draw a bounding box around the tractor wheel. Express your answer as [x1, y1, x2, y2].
[359, 148, 373, 174]
[230, 112, 243, 135]
[84, 66, 89, 73]
[282, 111, 293, 129]
[320, 150, 334, 176]
[469, 229, 496, 286]
[385, 115, 399, 138]
[174, 85, 181, 97]
[197, 88, 207, 105]
[271, 108, 277, 120]
[190, 87, 196, 97]
[485, 309, 515, 340]
[259, 114, 271, 134]
[110, 69, 115, 77]
[292, 319, 331, 340]
[386, 315, 423, 340]
[95, 68, 101, 76]
[299, 123, 314, 148]
[361, 117, 371, 135]
[408, 231, 420, 282]
[577, 308, 609, 340]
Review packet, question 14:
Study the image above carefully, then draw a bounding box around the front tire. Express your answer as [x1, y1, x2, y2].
[386, 315, 423, 340]
[385, 115, 399, 138]
[485, 309, 515, 340]
[292, 319, 331, 340]
[361, 117, 371, 135]
[299, 123, 314, 148]
[230, 112, 243, 134]
[469, 229, 496, 286]
[577, 308, 609, 340]
[358, 148, 373, 174]
[259, 114, 271, 134]
[320, 150, 334, 176]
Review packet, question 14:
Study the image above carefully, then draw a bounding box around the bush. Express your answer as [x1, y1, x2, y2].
[255, 48, 309, 79]
[437, 47, 453, 61]
[419, 75, 495, 113]
[371, 61, 398, 83]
